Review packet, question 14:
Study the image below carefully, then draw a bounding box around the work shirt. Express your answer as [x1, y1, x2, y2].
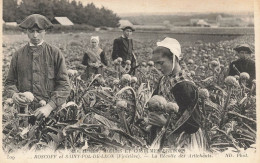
[5, 42, 70, 110]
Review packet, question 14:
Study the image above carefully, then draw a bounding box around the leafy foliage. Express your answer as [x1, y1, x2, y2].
[2, 33, 256, 154]
[3, 0, 120, 27]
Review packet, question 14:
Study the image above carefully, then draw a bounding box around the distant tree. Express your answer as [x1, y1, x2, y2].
[100, 7, 120, 27]
[37, 0, 54, 20]
[16, 0, 54, 23]
[52, 0, 68, 18]
[3, 0, 18, 22]
[75, 2, 87, 24]
[67, 0, 85, 24]
[84, 3, 99, 26]
[4, 0, 120, 27]
[16, 0, 34, 23]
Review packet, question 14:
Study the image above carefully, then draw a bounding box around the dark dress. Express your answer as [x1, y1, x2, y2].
[112, 36, 136, 70]
[152, 70, 204, 149]
[82, 51, 107, 80]
[228, 57, 255, 86]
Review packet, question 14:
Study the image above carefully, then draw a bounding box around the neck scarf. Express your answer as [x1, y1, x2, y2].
[29, 40, 44, 47]
[90, 46, 103, 57]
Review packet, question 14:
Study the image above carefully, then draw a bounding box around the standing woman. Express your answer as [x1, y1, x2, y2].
[81, 36, 107, 80]
[149, 37, 206, 151]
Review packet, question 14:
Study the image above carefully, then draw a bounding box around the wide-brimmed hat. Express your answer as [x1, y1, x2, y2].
[19, 14, 53, 30]
[234, 44, 253, 54]
[121, 25, 135, 31]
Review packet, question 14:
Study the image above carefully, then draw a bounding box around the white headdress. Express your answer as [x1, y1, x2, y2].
[157, 37, 182, 70]
[91, 36, 99, 44]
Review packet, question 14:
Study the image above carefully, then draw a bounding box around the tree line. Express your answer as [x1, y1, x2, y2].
[3, 0, 120, 27]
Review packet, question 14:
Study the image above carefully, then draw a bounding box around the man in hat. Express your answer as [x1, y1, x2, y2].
[228, 44, 255, 86]
[111, 25, 136, 74]
[5, 14, 70, 120]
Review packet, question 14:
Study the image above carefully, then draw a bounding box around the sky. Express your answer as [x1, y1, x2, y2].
[77, 0, 255, 15]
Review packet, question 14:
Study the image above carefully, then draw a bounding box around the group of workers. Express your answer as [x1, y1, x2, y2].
[4, 14, 255, 150]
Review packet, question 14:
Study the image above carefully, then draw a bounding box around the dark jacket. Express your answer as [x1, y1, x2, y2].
[5, 42, 71, 110]
[112, 36, 136, 68]
[229, 57, 255, 86]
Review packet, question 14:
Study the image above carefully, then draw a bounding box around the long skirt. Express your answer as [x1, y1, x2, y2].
[81, 66, 103, 81]
[166, 128, 207, 152]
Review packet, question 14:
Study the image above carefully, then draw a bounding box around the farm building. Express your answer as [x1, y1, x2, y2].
[4, 22, 18, 26]
[216, 15, 254, 27]
[53, 17, 74, 26]
[190, 19, 200, 26]
[134, 25, 168, 30]
[95, 26, 113, 31]
[197, 19, 210, 27]
[119, 19, 133, 28]
[190, 19, 210, 27]
[119, 19, 169, 31]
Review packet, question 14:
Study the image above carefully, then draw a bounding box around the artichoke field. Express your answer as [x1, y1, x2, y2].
[2, 33, 256, 154]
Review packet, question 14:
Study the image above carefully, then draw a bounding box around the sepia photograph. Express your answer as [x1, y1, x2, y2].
[1, 0, 259, 162]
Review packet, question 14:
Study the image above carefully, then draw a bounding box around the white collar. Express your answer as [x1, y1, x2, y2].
[122, 35, 130, 39]
[29, 40, 44, 46]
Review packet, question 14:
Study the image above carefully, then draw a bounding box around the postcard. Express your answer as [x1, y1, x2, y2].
[1, 0, 259, 163]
